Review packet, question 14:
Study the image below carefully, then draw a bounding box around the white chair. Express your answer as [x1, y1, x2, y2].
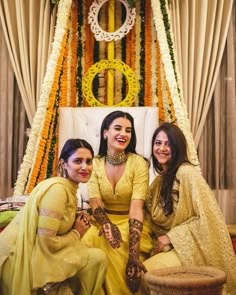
[58, 107, 158, 206]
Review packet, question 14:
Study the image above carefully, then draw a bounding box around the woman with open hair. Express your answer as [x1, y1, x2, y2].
[82, 111, 153, 295]
[144, 122, 236, 294]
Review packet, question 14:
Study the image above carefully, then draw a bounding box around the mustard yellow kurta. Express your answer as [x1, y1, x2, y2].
[82, 154, 153, 295]
[144, 164, 236, 295]
[0, 177, 107, 295]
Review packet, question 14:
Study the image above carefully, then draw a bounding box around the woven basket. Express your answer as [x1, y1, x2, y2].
[144, 266, 226, 295]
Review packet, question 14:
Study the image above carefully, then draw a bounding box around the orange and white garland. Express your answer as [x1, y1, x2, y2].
[14, 0, 73, 195]
[14, 0, 199, 195]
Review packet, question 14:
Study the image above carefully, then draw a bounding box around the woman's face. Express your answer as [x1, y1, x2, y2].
[62, 148, 93, 184]
[104, 117, 132, 154]
[153, 130, 172, 171]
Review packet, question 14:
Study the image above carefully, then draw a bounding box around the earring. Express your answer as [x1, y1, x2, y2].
[63, 168, 67, 178]
[104, 135, 107, 140]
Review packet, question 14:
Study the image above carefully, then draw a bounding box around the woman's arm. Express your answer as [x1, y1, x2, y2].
[126, 199, 147, 292]
[37, 184, 87, 252]
[90, 197, 123, 248]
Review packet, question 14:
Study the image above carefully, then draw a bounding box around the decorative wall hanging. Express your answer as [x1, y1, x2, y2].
[82, 59, 138, 106]
[88, 0, 136, 41]
[14, 0, 199, 195]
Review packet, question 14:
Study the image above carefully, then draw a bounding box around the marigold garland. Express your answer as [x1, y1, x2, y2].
[76, 0, 84, 106]
[156, 39, 165, 122]
[70, 0, 78, 106]
[138, 0, 145, 106]
[14, 0, 199, 195]
[14, 0, 73, 195]
[26, 28, 69, 193]
[144, 0, 152, 106]
[84, 0, 94, 106]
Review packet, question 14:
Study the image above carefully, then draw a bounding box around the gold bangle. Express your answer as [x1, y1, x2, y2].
[72, 229, 81, 239]
[162, 244, 173, 252]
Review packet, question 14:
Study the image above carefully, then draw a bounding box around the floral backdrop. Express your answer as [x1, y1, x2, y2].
[14, 0, 198, 195]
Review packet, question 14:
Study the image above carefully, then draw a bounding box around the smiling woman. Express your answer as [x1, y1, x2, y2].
[144, 123, 236, 295]
[81, 111, 153, 295]
[0, 138, 108, 295]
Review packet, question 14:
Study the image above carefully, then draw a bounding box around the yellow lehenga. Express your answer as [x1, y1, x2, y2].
[144, 164, 236, 295]
[82, 154, 153, 295]
[0, 177, 107, 295]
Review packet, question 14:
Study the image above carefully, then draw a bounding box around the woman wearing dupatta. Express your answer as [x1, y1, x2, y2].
[82, 111, 153, 295]
[143, 122, 236, 295]
[0, 139, 107, 295]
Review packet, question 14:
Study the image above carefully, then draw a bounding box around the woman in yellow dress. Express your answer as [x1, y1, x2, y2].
[143, 122, 236, 295]
[82, 111, 153, 295]
[0, 138, 107, 295]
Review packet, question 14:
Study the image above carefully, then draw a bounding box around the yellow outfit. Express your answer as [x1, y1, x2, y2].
[144, 164, 236, 295]
[0, 177, 107, 295]
[82, 154, 153, 295]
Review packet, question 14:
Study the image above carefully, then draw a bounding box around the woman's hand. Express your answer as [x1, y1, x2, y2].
[152, 234, 172, 254]
[99, 222, 122, 248]
[73, 211, 91, 237]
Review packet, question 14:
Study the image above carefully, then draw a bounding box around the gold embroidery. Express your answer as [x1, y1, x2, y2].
[37, 227, 57, 237]
[39, 208, 62, 220]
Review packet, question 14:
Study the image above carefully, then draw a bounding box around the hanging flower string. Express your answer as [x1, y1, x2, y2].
[70, 0, 78, 106]
[76, 0, 84, 106]
[84, 0, 94, 106]
[144, 0, 152, 106]
[61, 32, 69, 107]
[26, 26, 70, 193]
[14, 0, 73, 195]
[138, 0, 145, 106]
[134, 1, 141, 106]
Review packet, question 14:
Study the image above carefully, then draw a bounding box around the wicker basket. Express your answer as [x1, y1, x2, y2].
[144, 266, 226, 295]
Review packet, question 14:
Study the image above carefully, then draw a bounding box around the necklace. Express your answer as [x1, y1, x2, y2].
[106, 151, 128, 166]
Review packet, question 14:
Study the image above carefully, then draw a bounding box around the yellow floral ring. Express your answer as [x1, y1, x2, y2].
[82, 59, 139, 106]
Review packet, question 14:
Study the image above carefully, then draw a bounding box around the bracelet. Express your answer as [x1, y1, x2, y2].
[71, 229, 81, 239]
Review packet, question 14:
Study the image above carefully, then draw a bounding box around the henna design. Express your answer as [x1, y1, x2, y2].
[93, 206, 110, 224]
[126, 218, 146, 293]
[93, 206, 122, 248]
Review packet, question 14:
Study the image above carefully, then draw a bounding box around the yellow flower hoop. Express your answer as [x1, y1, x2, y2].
[82, 59, 139, 106]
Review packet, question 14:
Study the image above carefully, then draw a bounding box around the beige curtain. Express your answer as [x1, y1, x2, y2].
[170, 0, 233, 147]
[0, 20, 27, 199]
[0, 0, 57, 198]
[198, 2, 236, 224]
[0, 0, 57, 125]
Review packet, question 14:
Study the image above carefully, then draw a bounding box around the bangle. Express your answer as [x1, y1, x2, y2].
[72, 229, 81, 239]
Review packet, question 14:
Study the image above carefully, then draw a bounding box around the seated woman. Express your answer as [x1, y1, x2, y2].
[82, 111, 153, 295]
[143, 122, 236, 295]
[0, 138, 107, 295]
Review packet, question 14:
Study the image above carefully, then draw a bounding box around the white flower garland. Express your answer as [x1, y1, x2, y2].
[151, 0, 199, 166]
[151, 15, 157, 106]
[14, 0, 73, 195]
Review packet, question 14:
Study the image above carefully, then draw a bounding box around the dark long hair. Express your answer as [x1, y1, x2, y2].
[98, 110, 137, 156]
[151, 122, 191, 215]
[59, 138, 94, 162]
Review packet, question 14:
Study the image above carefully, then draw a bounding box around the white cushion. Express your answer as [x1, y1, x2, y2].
[58, 107, 159, 205]
[58, 107, 158, 159]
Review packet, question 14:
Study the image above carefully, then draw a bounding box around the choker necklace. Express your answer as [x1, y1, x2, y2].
[106, 151, 128, 166]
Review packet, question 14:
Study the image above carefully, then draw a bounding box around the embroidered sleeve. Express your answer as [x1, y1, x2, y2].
[37, 184, 79, 252]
